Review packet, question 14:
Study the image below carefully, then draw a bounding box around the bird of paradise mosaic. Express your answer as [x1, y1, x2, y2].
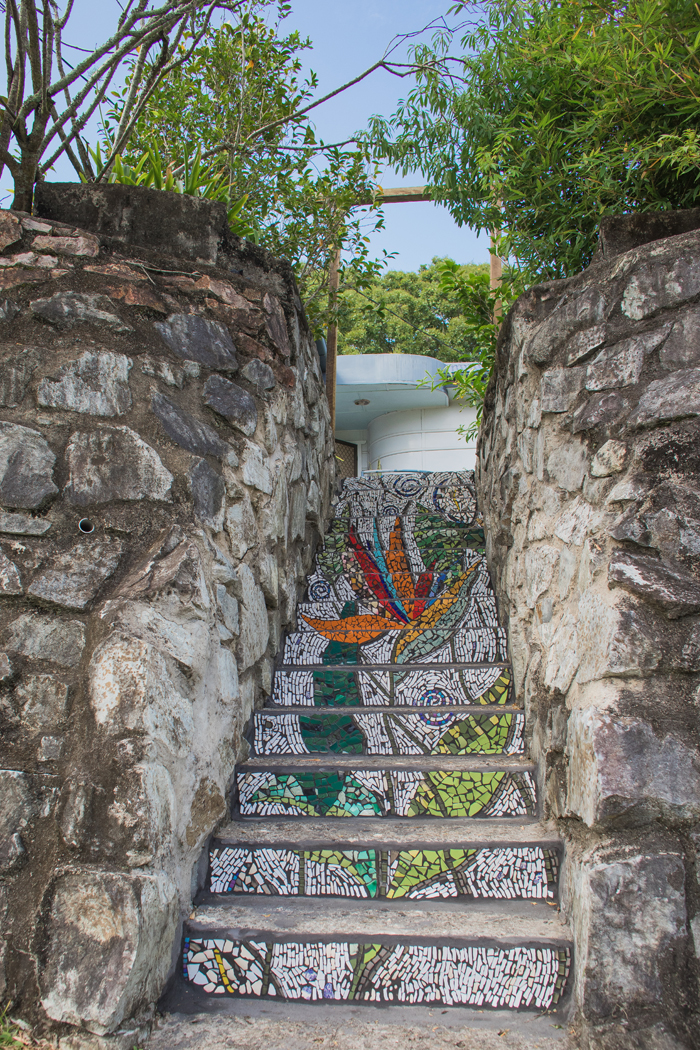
[282, 471, 508, 668]
[184, 472, 571, 1011]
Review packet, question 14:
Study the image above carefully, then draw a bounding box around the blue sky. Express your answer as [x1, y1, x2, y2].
[32, 0, 488, 271]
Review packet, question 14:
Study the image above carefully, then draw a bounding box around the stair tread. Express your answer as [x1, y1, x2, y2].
[239, 755, 535, 771]
[216, 817, 560, 848]
[187, 897, 571, 943]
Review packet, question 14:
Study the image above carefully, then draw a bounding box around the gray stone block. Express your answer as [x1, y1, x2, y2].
[608, 481, 700, 568]
[565, 323, 607, 365]
[540, 367, 585, 412]
[241, 441, 272, 493]
[225, 495, 258, 559]
[569, 708, 700, 824]
[659, 305, 700, 370]
[65, 427, 173, 505]
[0, 421, 58, 508]
[39, 867, 178, 1034]
[574, 846, 687, 1020]
[0, 769, 57, 873]
[527, 286, 611, 365]
[30, 292, 131, 331]
[609, 549, 700, 617]
[4, 612, 86, 667]
[622, 252, 700, 320]
[152, 391, 228, 459]
[38, 350, 132, 416]
[0, 345, 41, 407]
[235, 563, 269, 671]
[216, 584, 239, 636]
[572, 391, 631, 432]
[203, 374, 257, 436]
[0, 300, 19, 325]
[630, 368, 700, 428]
[0, 550, 21, 594]
[154, 313, 238, 372]
[0, 511, 51, 535]
[16, 674, 69, 730]
[263, 292, 291, 356]
[591, 439, 627, 477]
[241, 358, 276, 391]
[585, 338, 645, 391]
[547, 442, 589, 490]
[28, 536, 124, 610]
[189, 458, 225, 531]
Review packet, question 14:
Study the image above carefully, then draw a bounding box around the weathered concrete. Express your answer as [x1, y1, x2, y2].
[477, 214, 700, 1049]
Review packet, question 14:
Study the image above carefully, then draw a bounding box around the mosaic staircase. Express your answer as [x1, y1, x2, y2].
[181, 471, 572, 1011]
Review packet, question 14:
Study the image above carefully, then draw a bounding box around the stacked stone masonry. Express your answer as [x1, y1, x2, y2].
[477, 216, 700, 1049]
[0, 195, 334, 1044]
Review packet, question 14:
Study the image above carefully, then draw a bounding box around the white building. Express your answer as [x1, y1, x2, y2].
[333, 353, 478, 476]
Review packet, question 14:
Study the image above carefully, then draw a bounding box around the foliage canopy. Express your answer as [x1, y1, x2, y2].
[337, 258, 489, 362]
[367, 0, 700, 283]
[104, 7, 387, 327]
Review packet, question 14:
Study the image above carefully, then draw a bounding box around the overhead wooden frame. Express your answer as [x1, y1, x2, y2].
[325, 186, 501, 429]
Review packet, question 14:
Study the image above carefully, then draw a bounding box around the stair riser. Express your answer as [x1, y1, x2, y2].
[251, 711, 525, 757]
[236, 769, 537, 819]
[272, 666, 512, 707]
[183, 935, 571, 1009]
[208, 844, 559, 900]
[283, 627, 508, 667]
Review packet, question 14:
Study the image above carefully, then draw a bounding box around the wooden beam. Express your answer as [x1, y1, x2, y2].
[326, 246, 341, 431]
[357, 185, 431, 206]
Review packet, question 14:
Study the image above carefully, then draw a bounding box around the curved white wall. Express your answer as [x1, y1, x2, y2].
[367, 403, 478, 473]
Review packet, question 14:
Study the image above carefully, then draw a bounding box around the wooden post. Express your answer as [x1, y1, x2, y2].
[326, 246, 341, 432]
[489, 231, 503, 329]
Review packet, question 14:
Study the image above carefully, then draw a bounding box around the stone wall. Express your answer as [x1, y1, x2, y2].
[0, 186, 334, 1046]
[476, 214, 700, 1049]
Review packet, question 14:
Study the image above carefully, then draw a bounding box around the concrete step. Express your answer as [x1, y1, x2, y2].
[235, 762, 537, 820]
[250, 709, 525, 758]
[187, 895, 569, 941]
[206, 840, 560, 901]
[271, 664, 513, 707]
[147, 1006, 576, 1049]
[181, 900, 572, 1009]
[239, 755, 535, 771]
[216, 817, 560, 848]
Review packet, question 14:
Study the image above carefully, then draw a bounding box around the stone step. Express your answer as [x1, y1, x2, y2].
[235, 762, 537, 820]
[249, 709, 525, 758]
[272, 663, 512, 707]
[282, 626, 508, 667]
[182, 899, 572, 1009]
[206, 840, 559, 901]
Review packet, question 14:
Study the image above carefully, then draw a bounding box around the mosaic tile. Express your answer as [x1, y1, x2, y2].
[209, 845, 559, 900]
[236, 768, 536, 818]
[281, 626, 508, 667]
[272, 666, 512, 707]
[290, 479, 501, 666]
[252, 711, 525, 757]
[192, 473, 568, 1014]
[183, 936, 570, 1008]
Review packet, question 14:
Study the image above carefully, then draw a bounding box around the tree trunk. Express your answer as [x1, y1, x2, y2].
[12, 151, 39, 213]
